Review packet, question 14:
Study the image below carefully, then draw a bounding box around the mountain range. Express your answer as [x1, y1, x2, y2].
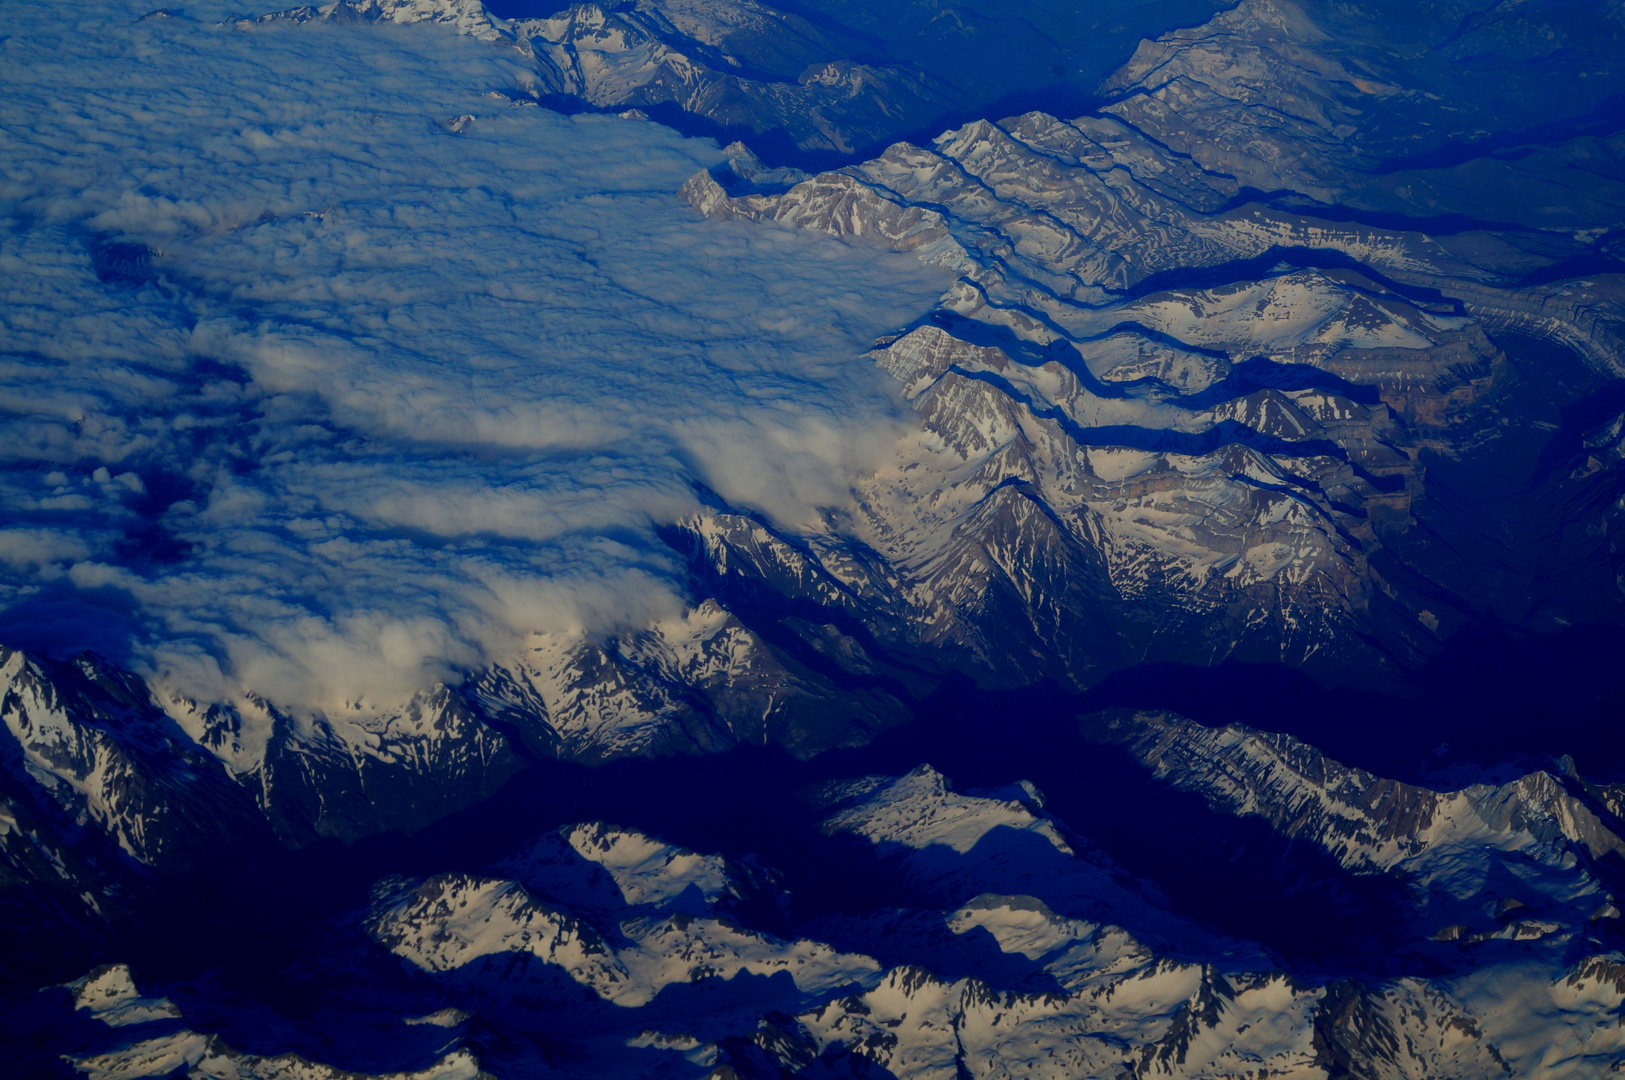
[4, 0, 1625, 1076]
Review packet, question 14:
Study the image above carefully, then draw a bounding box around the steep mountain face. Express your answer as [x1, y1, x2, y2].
[1096, 0, 1625, 227]
[7, 0, 1625, 1076]
[258, 0, 1625, 200]
[801, 766, 1223, 955]
[464, 600, 908, 763]
[677, 102, 1625, 685]
[1082, 709, 1625, 950]
[0, 625, 912, 907]
[0, 645, 522, 862]
[366, 871, 881, 1009]
[243, 0, 968, 156]
[492, 820, 783, 921]
[0, 648, 261, 871]
[217, 0, 1625, 721]
[0, 649, 270, 970]
[516, 1, 962, 155]
[28, 793, 1625, 1078]
[60, 962, 488, 1080]
[259, 0, 1245, 163]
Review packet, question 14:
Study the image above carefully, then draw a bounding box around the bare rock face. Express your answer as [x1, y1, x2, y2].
[1097, 0, 1625, 229]
[9, 3, 1625, 1074]
[2, 0, 1615, 897]
[677, 136, 1615, 690]
[0, 644, 528, 872]
[0, 620, 912, 896]
[222, 1, 1625, 719]
[1082, 708, 1625, 949]
[1096, 0, 1394, 202]
[516, 2, 964, 156]
[666, 0, 1625, 694]
[463, 599, 908, 763]
[0, 648, 266, 871]
[244, 0, 969, 156]
[39, 792, 1625, 1078]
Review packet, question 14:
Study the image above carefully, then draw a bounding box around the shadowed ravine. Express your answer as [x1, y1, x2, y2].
[48, 617, 1620, 996]
[6, 0, 1625, 1075]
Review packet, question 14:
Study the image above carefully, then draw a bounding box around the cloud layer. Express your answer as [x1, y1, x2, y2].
[0, 0, 951, 710]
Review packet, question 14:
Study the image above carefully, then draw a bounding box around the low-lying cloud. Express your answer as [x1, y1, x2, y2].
[0, 0, 951, 711]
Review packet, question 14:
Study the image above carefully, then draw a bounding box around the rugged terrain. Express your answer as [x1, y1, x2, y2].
[17, 743, 1625, 1077]
[4, 0, 1625, 1076]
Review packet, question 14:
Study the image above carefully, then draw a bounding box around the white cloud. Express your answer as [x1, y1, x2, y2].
[0, 529, 93, 570]
[0, 0, 952, 711]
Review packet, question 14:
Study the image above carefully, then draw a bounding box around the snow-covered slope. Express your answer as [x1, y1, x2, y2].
[1084, 709, 1625, 951]
[66, 965, 184, 1029]
[3, 0, 1617, 853]
[27, 780, 1625, 1079]
[77, 805, 1621, 1078]
[808, 766, 1209, 949]
[464, 599, 906, 762]
[6, 0, 1625, 1075]
[1097, 0, 1625, 228]
[0, 647, 271, 945]
[50, 943, 1625, 1079]
[73, 1032, 487, 1080]
[0, 645, 523, 867]
[244, 0, 965, 156]
[43, 961, 490, 1080]
[367, 871, 879, 1008]
[675, 32, 1625, 688]
[494, 820, 776, 921]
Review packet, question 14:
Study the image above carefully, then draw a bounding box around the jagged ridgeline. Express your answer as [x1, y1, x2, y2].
[20, 742, 1625, 1077]
[233, 0, 1625, 699]
[4, 0, 1625, 1077]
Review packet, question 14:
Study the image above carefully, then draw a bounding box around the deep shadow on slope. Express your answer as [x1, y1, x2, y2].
[76, 624, 1625, 977]
[485, 0, 1228, 173]
[14, 317, 1625, 1038]
[12, 293, 1625, 1069]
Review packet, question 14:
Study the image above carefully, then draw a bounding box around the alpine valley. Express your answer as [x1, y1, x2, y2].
[3, 0, 1625, 1077]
